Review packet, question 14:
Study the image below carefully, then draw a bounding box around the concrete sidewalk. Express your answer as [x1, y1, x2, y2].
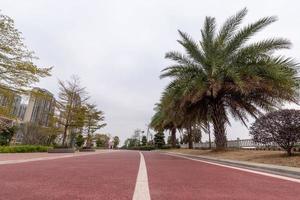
[164, 152, 300, 179]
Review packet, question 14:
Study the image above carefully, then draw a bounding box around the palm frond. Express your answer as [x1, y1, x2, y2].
[217, 7, 248, 45]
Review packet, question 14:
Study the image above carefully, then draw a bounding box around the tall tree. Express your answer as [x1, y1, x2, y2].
[56, 76, 88, 146]
[84, 103, 106, 147]
[0, 13, 51, 91]
[160, 8, 299, 150]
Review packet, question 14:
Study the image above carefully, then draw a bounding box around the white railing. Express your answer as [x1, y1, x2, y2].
[180, 138, 282, 149]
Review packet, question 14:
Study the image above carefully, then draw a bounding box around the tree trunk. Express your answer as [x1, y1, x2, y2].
[62, 125, 68, 146]
[211, 104, 227, 150]
[171, 127, 176, 148]
[207, 123, 212, 149]
[287, 147, 292, 156]
[188, 126, 193, 149]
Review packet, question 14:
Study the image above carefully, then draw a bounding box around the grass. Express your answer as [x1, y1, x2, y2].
[164, 148, 300, 168]
[0, 145, 51, 153]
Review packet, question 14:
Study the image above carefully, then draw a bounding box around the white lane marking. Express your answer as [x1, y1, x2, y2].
[0, 150, 115, 165]
[165, 153, 300, 184]
[132, 152, 151, 200]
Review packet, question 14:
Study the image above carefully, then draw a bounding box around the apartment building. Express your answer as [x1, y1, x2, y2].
[23, 87, 56, 127]
[0, 86, 23, 121]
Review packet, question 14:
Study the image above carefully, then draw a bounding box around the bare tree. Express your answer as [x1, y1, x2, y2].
[56, 76, 88, 146]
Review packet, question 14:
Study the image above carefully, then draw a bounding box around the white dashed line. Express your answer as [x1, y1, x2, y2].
[132, 152, 151, 200]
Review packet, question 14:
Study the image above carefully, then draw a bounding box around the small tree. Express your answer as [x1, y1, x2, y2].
[75, 134, 85, 148]
[154, 132, 165, 148]
[250, 109, 300, 156]
[141, 135, 147, 146]
[113, 136, 120, 148]
[95, 134, 110, 148]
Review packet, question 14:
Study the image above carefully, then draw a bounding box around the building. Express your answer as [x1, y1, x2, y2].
[0, 86, 23, 121]
[23, 87, 55, 127]
[17, 104, 27, 120]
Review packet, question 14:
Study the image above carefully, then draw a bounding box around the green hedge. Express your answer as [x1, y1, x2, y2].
[125, 145, 181, 151]
[159, 145, 181, 149]
[129, 146, 156, 151]
[0, 145, 51, 153]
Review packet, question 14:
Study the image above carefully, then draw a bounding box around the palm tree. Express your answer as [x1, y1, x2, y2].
[150, 103, 178, 147]
[160, 8, 299, 150]
[151, 86, 200, 149]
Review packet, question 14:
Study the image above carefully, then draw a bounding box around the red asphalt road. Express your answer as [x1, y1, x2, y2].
[0, 151, 139, 200]
[0, 151, 300, 200]
[143, 152, 300, 200]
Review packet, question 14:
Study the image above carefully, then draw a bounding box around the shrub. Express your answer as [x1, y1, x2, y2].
[82, 146, 94, 149]
[53, 144, 70, 149]
[250, 109, 300, 156]
[0, 125, 17, 146]
[131, 146, 155, 151]
[75, 134, 85, 147]
[0, 145, 50, 153]
[19, 123, 58, 146]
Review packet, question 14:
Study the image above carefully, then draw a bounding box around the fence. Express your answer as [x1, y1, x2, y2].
[180, 138, 283, 149]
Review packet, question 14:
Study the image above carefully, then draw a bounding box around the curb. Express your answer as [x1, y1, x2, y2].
[164, 152, 300, 179]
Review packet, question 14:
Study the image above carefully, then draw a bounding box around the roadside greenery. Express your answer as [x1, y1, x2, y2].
[250, 109, 300, 156]
[0, 13, 51, 93]
[95, 134, 110, 148]
[122, 129, 178, 150]
[0, 145, 50, 153]
[150, 8, 299, 150]
[75, 134, 85, 148]
[113, 136, 120, 148]
[0, 124, 17, 145]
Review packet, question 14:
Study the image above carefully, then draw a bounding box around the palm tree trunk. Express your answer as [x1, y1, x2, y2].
[207, 123, 212, 149]
[171, 127, 176, 148]
[211, 104, 227, 150]
[188, 126, 193, 149]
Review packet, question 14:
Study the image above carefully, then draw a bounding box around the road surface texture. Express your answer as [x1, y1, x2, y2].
[0, 151, 139, 200]
[0, 150, 299, 200]
[143, 152, 300, 200]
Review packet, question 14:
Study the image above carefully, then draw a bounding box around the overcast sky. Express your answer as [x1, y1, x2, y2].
[2, 0, 300, 143]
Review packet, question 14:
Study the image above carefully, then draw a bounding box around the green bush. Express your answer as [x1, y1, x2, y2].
[159, 145, 172, 149]
[53, 144, 70, 149]
[75, 134, 85, 147]
[0, 125, 17, 146]
[0, 145, 50, 153]
[128, 146, 155, 151]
